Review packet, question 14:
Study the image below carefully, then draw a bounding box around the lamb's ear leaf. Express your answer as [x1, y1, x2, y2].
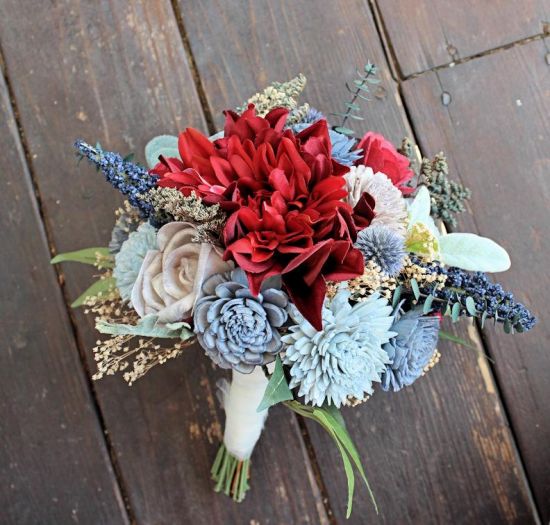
[407, 185, 432, 226]
[71, 277, 116, 308]
[145, 135, 179, 168]
[257, 356, 293, 412]
[439, 233, 511, 272]
[96, 314, 193, 340]
[51, 247, 113, 267]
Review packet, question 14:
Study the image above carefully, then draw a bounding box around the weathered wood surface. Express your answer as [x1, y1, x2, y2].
[402, 39, 550, 521]
[182, 0, 538, 522]
[0, 59, 129, 524]
[0, 1, 327, 524]
[375, 0, 549, 76]
[0, 0, 547, 523]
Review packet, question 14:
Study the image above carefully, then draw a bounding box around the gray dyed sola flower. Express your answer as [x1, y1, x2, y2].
[283, 289, 395, 407]
[194, 269, 289, 373]
[381, 307, 440, 392]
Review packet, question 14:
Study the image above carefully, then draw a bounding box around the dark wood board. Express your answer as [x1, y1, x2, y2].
[0, 61, 128, 524]
[181, 0, 538, 522]
[402, 38, 550, 521]
[0, 1, 328, 523]
[375, 0, 549, 76]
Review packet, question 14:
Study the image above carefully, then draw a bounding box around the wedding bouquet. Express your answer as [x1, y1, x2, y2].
[52, 65, 535, 517]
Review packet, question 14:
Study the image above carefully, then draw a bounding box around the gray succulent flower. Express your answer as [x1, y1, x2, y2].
[194, 269, 289, 373]
[381, 307, 440, 392]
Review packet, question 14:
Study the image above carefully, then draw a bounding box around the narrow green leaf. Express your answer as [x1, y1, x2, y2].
[422, 294, 434, 314]
[503, 319, 512, 334]
[51, 247, 113, 267]
[451, 301, 461, 323]
[366, 77, 382, 84]
[355, 93, 372, 102]
[438, 330, 476, 350]
[410, 279, 420, 301]
[345, 103, 361, 111]
[71, 277, 116, 308]
[257, 356, 293, 412]
[465, 296, 477, 316]
[346, 114, 364, 121]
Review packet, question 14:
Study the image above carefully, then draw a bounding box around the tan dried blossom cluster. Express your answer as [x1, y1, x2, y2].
[92, 334, 188, 385]
[239, 74, 309, 125]
[399, 256, 447, 294]
[141, 187, 226, 243]
[85, 290, 194, 384]
[328, 256, 447, 304]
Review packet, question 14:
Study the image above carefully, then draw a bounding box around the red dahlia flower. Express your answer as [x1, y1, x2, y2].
[151, 106, 365, 329]
[355, 132, 414, 194]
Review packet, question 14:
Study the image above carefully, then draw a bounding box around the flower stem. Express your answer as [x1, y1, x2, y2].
[211, 443, 251, 502]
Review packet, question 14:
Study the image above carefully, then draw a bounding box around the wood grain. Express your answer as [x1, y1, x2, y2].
[0, 60, 128, 524]
[0, 0, 328, 523]
[402, 38, 550, 521]
[181, 0, 538, 522]
[375, 0, 549, 76]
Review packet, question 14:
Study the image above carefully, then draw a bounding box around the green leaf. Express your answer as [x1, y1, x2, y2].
[71, 277, 116, 308]
[51, 247, 113, 267]
[423, 294, 434, 314]
[439, 233, 511, 273]
[345, 103, 361, 111]
[257, 356, 293, 412]
[465, 296, 477, 316]
[366, 77, 381, 84]
[451, 301, 461, 323]
[438, 329, 476, 350]
[96, 314, 194, 340]
[410, 278, 420, 301]
[392, 285, 402, 309]
[145, 135, 179, 168]
[285, 401, 377, 517]
[333, 126, 355, 136]
[347, 114, 364, 121]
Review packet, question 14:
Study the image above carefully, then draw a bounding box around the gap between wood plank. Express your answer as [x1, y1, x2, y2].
[370, 0, 549, 80]
[168, 2, 339, 523]
[365, 2, 542, 519]
[0, 40, 136, 525]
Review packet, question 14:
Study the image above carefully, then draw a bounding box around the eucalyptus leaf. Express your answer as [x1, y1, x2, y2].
[257, 356, 293, 412]
[96, 314, 194, 340]
[392, 285, 402, 309]
[145, 135, 179, 168]
[71, 277, 116, 308]
[465, 296, 477, 316]
[423, 294, 434, 314]
[451, 301, 461, 323]
[51, 247, 113, 267]
[439, 233, 511, 273]
[410, 278, 420, 301]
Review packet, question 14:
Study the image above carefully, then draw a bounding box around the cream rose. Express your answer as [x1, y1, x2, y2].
[131, 222, 232, 323]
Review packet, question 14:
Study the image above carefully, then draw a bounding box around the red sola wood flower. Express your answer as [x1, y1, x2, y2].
[151, 106, 369, 329]
[355, 131, 414, 194]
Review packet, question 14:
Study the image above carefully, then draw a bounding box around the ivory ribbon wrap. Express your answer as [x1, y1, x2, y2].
[218, 367, 270, 461]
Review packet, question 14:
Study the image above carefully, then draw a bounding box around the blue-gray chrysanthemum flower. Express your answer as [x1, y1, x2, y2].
[194, 268, 289, 373]
[113, 222, 157, 300]
[292, 122, 362, 166]
[282, 290, 395, 407]
[355, 224, 405, 276]
[381, 308, 440, 392]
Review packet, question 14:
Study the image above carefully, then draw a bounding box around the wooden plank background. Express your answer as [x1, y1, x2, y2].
[0, 1, 547, 523]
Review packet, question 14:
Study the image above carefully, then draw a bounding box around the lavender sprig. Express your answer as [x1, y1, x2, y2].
[74, 140, 157, 217]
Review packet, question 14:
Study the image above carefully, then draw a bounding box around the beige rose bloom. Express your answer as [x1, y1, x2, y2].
[131, 222, 232, 323]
